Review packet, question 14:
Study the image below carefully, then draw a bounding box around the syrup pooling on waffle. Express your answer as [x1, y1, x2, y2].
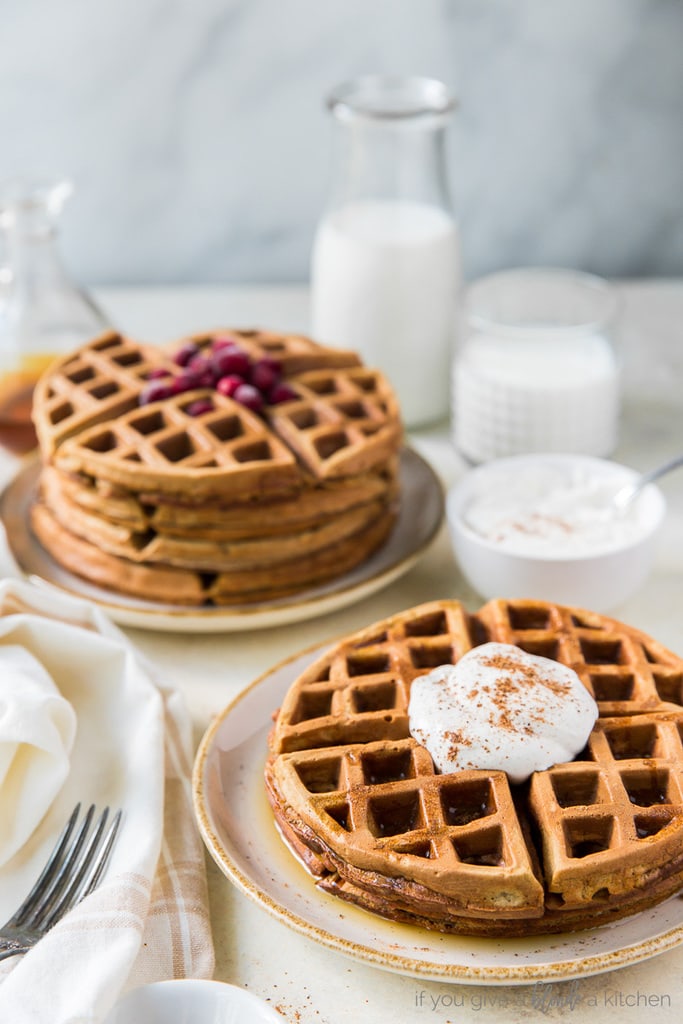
[272, 739, 544, 916]
[266, 598, 683, 934]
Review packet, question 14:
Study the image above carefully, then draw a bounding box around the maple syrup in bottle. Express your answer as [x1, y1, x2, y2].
[0, 376, 38, 454]
[0, 178, 109, 455]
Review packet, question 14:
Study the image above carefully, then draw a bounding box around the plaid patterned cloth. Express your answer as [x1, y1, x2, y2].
[0, 581, 214, 1023]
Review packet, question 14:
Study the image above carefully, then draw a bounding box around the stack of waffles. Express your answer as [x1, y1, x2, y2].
[30, 329, 403, 605]
[266, 598, 683, 935]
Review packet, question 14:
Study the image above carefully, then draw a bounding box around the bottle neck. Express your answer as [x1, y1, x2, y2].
[2, 222, 70, 295]
[328, 116, 453, 213]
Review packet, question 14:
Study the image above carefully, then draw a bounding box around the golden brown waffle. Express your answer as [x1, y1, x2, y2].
[40, 466, 391, 570]
[53, 387, 306, 500]
[34, 332, 400, 498]
[265, 598, 683, 935]
[30, 500, 396, 604]
[33, 333, 173, 457]
[30, 328, 404, 605]
[268, 367, 401, 480]
[33, 329, 363, 457]
[187, 328, 363, 376]
[530, 711, 683, 908]
[45, 461, 399, 539]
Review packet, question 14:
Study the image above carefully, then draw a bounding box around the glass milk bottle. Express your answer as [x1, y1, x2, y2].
[453, 268, 621, 463]
[0, 178, 110, 453]
[311, 76, 460, 428]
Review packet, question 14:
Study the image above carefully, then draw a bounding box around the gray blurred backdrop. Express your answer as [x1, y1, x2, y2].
[1, 0, 681, 286]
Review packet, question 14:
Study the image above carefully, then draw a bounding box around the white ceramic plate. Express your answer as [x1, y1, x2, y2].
[0, 448, 443, 633]
[103, 979, 282, 1024]
[193, 644, 683, 985]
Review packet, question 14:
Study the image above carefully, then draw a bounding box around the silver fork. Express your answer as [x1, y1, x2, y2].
[0, 803, 122, 961]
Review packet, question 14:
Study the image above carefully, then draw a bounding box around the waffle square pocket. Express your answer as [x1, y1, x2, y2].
[29, 329, 403, 605]
[265, 598, 683, 936]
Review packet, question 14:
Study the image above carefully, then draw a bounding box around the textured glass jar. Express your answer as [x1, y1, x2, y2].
[0, 179, 110, 453]
[311, 76, 460, 428]
[452, 268, 621, 463]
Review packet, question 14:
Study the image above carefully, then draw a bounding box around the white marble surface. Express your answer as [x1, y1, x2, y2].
[0, 282, 682, 1022]
[0, 1, 681, 284]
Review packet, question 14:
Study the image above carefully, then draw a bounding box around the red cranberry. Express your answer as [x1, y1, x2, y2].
[147, 367, 171, 380]
[250, 358, 281, 393]
[212, 334, 240, 351]
[171, 372, 202, 394]
[188, 354, 210, 374]
[139, 381, 174, 405]
[233, 383, 264, 413]
[173, 342, 200, 367]
[186, 399, 214, 417]
[186, 355, 217, 387]
[216, 374, 245, 397]
[211, 347, 251, 378]
[268, 382, 299, 405]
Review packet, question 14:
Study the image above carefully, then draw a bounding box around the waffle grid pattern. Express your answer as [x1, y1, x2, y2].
[187, 328, 362, 376]
[270, 368, 402, 479]
[275, 602, 476, 753]
[36, 332, 402, 495]
[531, 714, 683, 904]
[275, 600, 683, 756]
[479, 600, 683, 716]
[34, 333, 167, 454]
[274, 736, 543, 912]
[268, 599, 683, 924]
[59, 387, 301, 494]
[30, 329, 403, 605]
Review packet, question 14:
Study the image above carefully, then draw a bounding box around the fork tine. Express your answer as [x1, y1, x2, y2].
[19, 805, 97, 931]
[6, 803, 82, 929]
[79, 809, 122, 900]
[40, 808, 121, 930]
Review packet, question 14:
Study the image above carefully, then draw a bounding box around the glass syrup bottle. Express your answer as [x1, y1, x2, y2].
[0, 178, 110, 454]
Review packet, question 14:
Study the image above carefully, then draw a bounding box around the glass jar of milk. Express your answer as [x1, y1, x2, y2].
[311, 76, 460, 428]
[452, 268, 621, 463]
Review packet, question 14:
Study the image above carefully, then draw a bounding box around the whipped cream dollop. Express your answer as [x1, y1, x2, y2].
[408, 642, 598, 784]
[462, 460, 650, 557]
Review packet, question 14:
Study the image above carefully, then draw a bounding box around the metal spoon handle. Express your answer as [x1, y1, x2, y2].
[613, 453, 683, 510]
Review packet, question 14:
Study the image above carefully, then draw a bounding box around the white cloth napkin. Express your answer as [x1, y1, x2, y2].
[0, 644, 77, 868]
[0, 579, 214, 1024]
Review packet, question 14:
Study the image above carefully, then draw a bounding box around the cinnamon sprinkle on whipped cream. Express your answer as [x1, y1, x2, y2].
[408, 642, 598, 783]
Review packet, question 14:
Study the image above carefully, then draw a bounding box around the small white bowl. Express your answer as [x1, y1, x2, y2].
[103, 979, 282, 1024]
[446, 453, 666, 611]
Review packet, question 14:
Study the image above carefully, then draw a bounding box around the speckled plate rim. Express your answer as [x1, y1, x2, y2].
[0, 447, 443, 633]
[193, 642, 683, 986]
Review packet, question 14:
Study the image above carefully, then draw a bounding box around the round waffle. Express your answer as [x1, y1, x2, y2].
[265, 598, 683, 935]
[29, 329, 403, 605]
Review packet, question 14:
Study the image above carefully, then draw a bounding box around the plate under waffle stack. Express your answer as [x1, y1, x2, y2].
[265, 598, 683, 936]
[29, 330, 403, 605]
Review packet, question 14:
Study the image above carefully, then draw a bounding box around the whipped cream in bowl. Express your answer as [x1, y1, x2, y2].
[408, 642, 598, 784]
[446, 454, 666, 610]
